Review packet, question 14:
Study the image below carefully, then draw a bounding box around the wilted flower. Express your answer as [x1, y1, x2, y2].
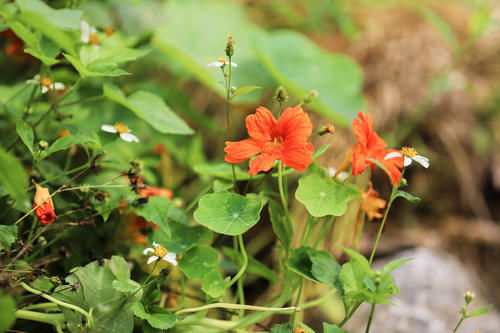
[33, 182, 56, 224]
[206, 56, 237, 68]
[26, 75, 65, 94]
[143, 242, 177, 265]
[361, 183, 386, 221]
[225, 106, 314, 175]
[101, 123, 139, 143]
[385, 146, 429, 168]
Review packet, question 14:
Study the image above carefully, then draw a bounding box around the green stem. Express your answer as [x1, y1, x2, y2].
[143, 260, 159, 287]
[237, 276, 245, 318]
[452, 316, 465, 333]
[338, 300, 362, 327]
[299, 288, 336, 310]
[15, 309, 65, 331]
[278, 161, 291, 223]
[55, 95, 105, 109]
[228, 234, 247, 288]
[368, 186, 397, 266]
[21, 302, 59, 311]
[365, 304, 376, 333]
[291, 278, 304, 326]
[20, 282, 93, 327]
[176, 303, 298, 316]
[313, 216, 335, 249]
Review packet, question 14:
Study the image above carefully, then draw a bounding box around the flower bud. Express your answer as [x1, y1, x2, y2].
[303, 90, 318, 104]
[317, 124, 335, 136]
[38, 140, 48, 150]
[231, 86, 237, 93]
[274, 86, 288, 104]
[225, 34, 234, 57]
[464, 291, 475, 304]
[33, 182, 56, 224]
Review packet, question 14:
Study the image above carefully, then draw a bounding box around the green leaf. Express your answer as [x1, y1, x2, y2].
[16, 118, 34, 154]
[467, 305, 492, 318]
[323, 322, 348, 333]
[222, 246, 281, 283]
[339, 246, 371, 273]
[233, 85, 261, 98]
[286, 247, 340, 286]
[255, 31, 365, 126]
[270, 323, 293, 333]
[0, 147, 29, 202]
[339, 261, 367, 302]
[382, 257, 412, 274]
[268, 199, 293, 251]
[64, 53, 131, 77]
[109, 255, 130, 282]
[394, 190, 420, 203]
[312, 144, 330, 160]
[103, 84, 194, 135]
[132, 302, 177, 330]
[201, 270, 228, 298]
[295, 174, 348, 217]
[46, 135, 97, 155]
[179, 245, 219, 280]
[0, 225, 18, 252]
[130, 196, 172, 236]
[194, 192, 264, 236]
[148, 220, 212, 254]
[16, 0, 82, 30]
[0, 292, 16, 332]
[112, 279, 140, 293]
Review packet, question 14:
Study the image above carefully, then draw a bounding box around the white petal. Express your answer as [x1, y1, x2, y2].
[120, 133, 139, 143]
[337, 171, 349, 182]
[206, 61, 223, 68]
[227, 61, 237, 67]
[404, 156, 412, 167]
[328, 167, 336, 177]
[412, 155, 429, 168]
[101, 125, 117, 133]
[143, 248, 154, 255]
[54, 82, 65, 90]
[152, 241, 159, 247]
[384, 151, 402, 160]
[41, 86, 49, 94]
[147, 256, 158, 264]
[26, 79, 39, 85]
[80, 20, 90, 42]
[163, 253, 178, 266]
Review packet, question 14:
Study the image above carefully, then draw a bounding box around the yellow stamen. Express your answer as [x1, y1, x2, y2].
[89, 33, 99, 45]
[114, 123, 129, 134]
[218, 56, 227, 63]
[39, 76, 53, 87]
[400, 146, 418, 158]
[154, 245, 167, 258]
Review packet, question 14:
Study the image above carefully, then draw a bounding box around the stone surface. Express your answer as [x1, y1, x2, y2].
[344, 247, 500, 333]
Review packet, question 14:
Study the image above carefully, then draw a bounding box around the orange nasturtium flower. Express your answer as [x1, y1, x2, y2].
[33, 182, 56, 223]
[224, 106, 314, 175]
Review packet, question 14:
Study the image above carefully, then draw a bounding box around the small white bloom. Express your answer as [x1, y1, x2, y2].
[328, 167, 349, 181]
[80, 20, 100, 49]
[143, 241, 177, 266]
[101, 123, 139, 143]
[26, 75, 65, 94]
[206, 56, 237, 68]
[385, 147, 429, 168]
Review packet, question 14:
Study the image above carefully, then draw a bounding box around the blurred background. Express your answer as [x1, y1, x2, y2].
[2, 0, 500, 331]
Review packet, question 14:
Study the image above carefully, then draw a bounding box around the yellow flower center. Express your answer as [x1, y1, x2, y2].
[262, 137, 284, 154]
[89, 32, 100, 45]
[39, 76, 53, 87]
[218, 56, 227, 63]
[400, 146, 418, 158]
[327, 124, 335, 134]
[114, 122, 129, 134]
[154, 245, 167, 258]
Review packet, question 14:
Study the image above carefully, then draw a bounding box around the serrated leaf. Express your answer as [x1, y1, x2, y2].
[295, 173, 348, 217]
[286, 247, 340, 286]
[338, 246, 370, 273]
[382, 257, 412, 274]
[130, 196, 171, 236]
[179, 245, 219, 280]
[0, 147, 29, 202]
[0, 225, 18, 252]
[194, 192, 263, 236]
[16, 119, 34, 154]
[64, 52, 131, 77]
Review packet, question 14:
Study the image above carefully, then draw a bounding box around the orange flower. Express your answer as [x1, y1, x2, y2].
[139, 186, 173, 200]
[33, 182, 56, 224]
[224, 106, 314, 175]
[350, 111, 403, 185]
[361, 183, 386, 221]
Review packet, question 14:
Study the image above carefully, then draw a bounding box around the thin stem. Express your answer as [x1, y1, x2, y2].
[55, 95, 105, 109]
[184, 183, 212, 213]
[299, 288, 336, 310]
[365, 304, 376, 333]
[176, 303, 299, 316]
[368, 186, 396, 265]
[143, 260, 159, 287]
[228, 234, 247, 288]
[291, 278, 304, 326]
[278, 161, 291, 222]
[313, 216, 335, 249]
[237, 275, 245, 318]
[21, 302, 59, 311]
[338, 300, 362, 327]
[452, 317, 465, 333]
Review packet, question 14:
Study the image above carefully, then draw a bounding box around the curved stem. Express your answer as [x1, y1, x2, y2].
[365, 303, 376, 333]
[15, 309, 65, 328]
[176, 303, 299, 316]
[228, 234, 247, 288]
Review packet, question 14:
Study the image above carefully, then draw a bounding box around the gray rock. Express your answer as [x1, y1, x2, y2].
[343, 247, 500, 333]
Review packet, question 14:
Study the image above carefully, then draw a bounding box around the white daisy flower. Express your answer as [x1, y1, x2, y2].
[206, 56, 237, 68]
[385, 146, 429, 168]
[80, 20, 100, 48]
[26, 75, 65, 94]
[101, 123, 139, 143]
[143, 241, 177, 266]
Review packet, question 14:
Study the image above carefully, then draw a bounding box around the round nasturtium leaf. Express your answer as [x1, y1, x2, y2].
[194, 192, 264, 235]
[295, 174, 348, 217]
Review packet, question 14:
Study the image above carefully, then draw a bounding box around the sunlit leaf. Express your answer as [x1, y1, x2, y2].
[295, 174, 348, 217]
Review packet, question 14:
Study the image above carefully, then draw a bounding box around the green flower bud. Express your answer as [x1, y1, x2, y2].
[274, 86, 289, 104]
[225, 35, 234, 57]
[38, 140, 49, 150]
[464, 291, 475, 304]
[303, 90, 318, 104]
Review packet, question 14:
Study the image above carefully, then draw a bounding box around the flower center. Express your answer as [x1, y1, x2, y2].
[154, 245, 167, 257]
[401, 146, 418, 158]
[39, 76, 53, 87]
[218, 56, 227, 63]
[114, 122, 129, 134]
[89, 32, 99, 45]
[262, 137, 284, 154]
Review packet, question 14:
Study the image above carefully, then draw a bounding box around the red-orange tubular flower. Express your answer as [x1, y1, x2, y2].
[225, 106, 314, 175]
[351, 111, 403, 185]
[33, 182, 56, 224]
